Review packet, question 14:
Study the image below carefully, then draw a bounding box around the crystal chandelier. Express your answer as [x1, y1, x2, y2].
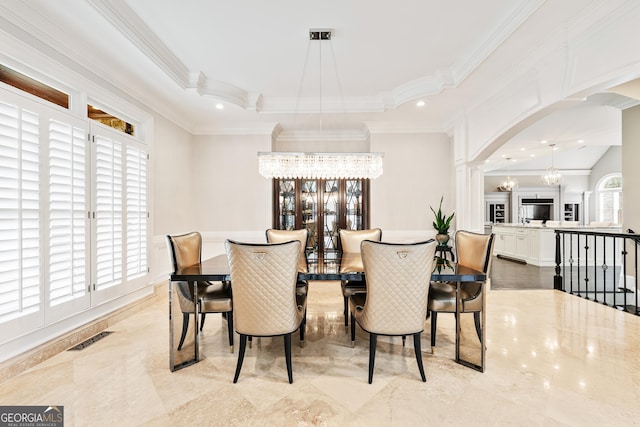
[498, 158, 517, 191]
[258, 29, 384, 180]
[542, 144, 562, 185]
[258, 152, 384, 179]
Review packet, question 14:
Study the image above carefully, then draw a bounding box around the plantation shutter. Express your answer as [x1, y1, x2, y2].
[125, 145, 147, 280]
[0, 101, 40, 321]
[48, 119, 87, 307]
[94, 134, 123, 291]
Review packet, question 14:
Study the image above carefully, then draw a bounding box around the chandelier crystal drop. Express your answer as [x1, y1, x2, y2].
[542, 144, 562, 185]
[499, 176, 518, 192]
[258, 152, 384, 179]
[498, 158, 518, 191]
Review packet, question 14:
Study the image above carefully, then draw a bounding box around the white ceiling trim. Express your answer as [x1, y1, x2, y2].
[88, 0, 250, 108]
[452, 0, 545, 83]
[276, 129, 369, 143]
[484, 169, 591, 176]
[364, 122, 447, 135]
[191, 122, 279, 136]
[390, 0, 545, 106]
[88, 0, 546, 115]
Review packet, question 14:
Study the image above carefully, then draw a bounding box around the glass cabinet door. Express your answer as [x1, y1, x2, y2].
[301, 180, 318, 258]
[345, 179, 363, 230]
[323, 179, 340, 252]
[273, 178, 369, 261]
[276, 179, 296, 230]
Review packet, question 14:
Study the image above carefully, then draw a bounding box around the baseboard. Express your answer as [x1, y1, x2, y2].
[496, 254, 527, 265]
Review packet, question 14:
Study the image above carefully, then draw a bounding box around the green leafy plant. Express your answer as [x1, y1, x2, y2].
[430, 196, 455, 234]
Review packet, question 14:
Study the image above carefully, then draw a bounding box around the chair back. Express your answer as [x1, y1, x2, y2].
[225, 240, 303, 336]
[166, 231, 202, 271]
[358, 240, 437, 335]
[166, 231, 204, 311]
[339, 228, 382, 253]
[455, 230, 495, 275]
[265, 228, 309, 273]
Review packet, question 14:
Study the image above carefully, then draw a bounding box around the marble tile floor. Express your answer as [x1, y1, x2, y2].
[1, 278, 639, 426]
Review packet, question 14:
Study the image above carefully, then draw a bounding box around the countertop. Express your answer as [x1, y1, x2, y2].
[491, 223, 621, 230]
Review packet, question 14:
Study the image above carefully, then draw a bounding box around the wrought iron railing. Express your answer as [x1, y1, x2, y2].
[554, 229, 639, 315]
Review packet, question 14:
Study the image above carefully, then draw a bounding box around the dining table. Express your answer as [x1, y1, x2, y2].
[169, 251, 487, 372]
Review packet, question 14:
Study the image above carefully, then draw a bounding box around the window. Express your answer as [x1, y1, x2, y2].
[88, 105, 135, 136]
[597, 174, 622, 224]
[0, 100, 40, 322]
[0, 65, 68, 109]
[0, 82, 148, 344]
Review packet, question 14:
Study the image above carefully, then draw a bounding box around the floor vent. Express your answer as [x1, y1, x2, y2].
[68, 331, 113, 351]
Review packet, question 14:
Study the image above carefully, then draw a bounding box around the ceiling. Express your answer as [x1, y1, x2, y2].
[1, 0, 637, 172]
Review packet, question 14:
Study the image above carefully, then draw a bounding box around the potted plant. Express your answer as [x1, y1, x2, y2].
[430, 196, 455, 246]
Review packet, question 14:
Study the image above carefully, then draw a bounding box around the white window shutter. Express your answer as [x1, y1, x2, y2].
[126, 146, 147, 280]
[48, 119, 87, 307]
[0, 101, 40, 321]
[94, 134, 123, 290]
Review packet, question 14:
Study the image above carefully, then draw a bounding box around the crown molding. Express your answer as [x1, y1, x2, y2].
[88, 0, 251, 108]
[364, 121, 447, 135]
[485, 169, 591, 176]
[191, 122, 280, 136]
[259, 96, 386, 114]
[87, 0, 546, 114]
[452, 0, 545, 83]
[275, 129, 369, 142]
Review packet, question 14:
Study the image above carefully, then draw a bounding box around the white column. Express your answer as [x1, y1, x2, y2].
[455, 163, 485, 233]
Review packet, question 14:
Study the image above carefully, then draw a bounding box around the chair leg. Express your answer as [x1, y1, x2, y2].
[350, 313, 356, 347]
[343, 296, 349, 331]
[227, 311, 234, 353]
[200, 313, 206, 331]
[368, 333, 377, 384]
[413, 333, 426, 382]
[233, 334, 247, 383]
[177, 312, 189, 350]
[474, 311, 482, 342]
[284, 333, 293, 384]
[248, 336, 252, 348]
[430, 311, 437, 353]
[300, 308, 307, 348]
[402, 335, 406, 347]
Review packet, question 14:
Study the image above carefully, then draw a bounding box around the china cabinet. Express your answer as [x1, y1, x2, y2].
[272, 178, 370, 261]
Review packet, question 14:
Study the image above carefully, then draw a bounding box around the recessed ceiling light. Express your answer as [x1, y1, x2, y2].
[553, 146, 558, 151]
[216, 103, 224, 110]
[520, 147, 526, 151]
[530, 154, 535, 157]
[416, 100, 426, 107]
[540, 140, 548, 144]
[577, 139, 584, 143]
[501, 154, 506, 158]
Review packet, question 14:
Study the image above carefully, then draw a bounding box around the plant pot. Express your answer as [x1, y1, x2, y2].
[435, 233, 450, 246]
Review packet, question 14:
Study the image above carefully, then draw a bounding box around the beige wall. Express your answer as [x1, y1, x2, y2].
[191, 134, 273, 232]
[370, 132, 453, 237]
[152, 115, 194, 235]
[622, 106, 640, 232]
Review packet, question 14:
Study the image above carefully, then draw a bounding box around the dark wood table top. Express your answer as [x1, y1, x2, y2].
[170, 253, 486, 282]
